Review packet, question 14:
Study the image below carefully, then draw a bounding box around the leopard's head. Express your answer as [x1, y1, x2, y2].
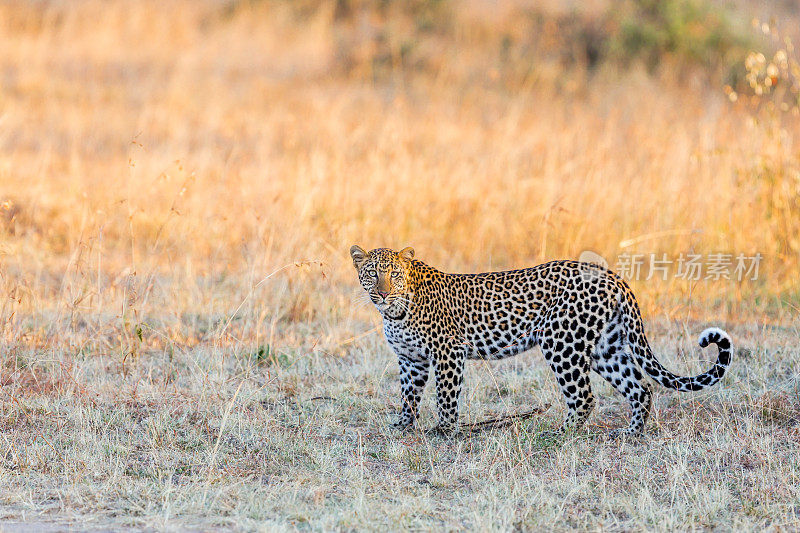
[350, 245, 415, 313]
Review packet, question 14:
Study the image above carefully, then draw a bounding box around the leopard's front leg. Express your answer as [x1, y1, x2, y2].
[395, 356, 430, 430]
[433, 345, 465, 433]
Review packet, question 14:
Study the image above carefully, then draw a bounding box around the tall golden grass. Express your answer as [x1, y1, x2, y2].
[1, 1, 796, 334]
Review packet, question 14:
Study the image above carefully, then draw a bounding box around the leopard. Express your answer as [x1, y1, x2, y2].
[350, 245, 732, 437]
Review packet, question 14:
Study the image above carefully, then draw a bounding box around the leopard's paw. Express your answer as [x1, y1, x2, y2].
[608, 427, 644, 440]
[392, 421, 413, 432]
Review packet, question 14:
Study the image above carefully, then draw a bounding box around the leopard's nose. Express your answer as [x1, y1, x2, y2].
[377, 290, 389, 299]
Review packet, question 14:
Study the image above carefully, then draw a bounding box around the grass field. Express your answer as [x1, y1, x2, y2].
[0, 0, 799, 530]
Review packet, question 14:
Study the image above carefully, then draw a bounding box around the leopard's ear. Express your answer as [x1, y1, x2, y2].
[350, 245, 367, 269]
[399, 247, 415, 261]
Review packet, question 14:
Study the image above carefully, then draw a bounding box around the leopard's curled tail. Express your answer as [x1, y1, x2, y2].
[624, 302, 732, 392]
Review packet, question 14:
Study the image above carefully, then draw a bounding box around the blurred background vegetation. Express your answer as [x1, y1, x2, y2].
[224, 0, 766, 84]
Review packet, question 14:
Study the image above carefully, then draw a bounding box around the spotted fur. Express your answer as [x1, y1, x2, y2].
[350, 246, 732, 437]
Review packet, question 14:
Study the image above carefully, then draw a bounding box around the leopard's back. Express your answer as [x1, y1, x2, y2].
[404, 260, 623, 360]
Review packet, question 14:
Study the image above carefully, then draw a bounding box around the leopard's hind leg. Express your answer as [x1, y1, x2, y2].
[591, 307, 652, 437]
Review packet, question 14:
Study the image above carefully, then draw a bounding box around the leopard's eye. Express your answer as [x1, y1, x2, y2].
[367, 269, 377, 277]
[391, 271, 401, 279]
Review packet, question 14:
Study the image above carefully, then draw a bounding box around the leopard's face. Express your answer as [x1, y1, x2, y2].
[350, 246, 415, 313]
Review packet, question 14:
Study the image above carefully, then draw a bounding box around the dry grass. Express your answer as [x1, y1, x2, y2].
[0, 0, 799, 530]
